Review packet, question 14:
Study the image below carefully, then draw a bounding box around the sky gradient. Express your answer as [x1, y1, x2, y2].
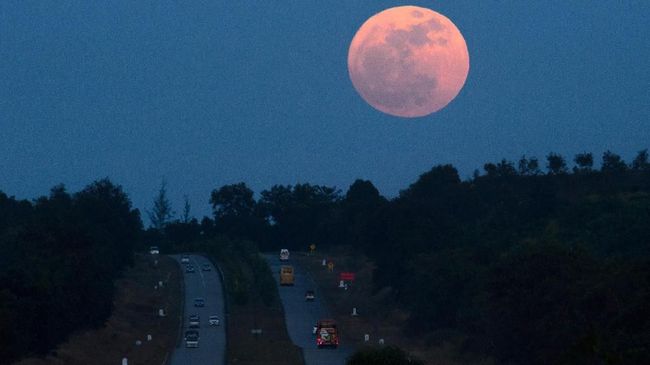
[1, 1, 649, 219]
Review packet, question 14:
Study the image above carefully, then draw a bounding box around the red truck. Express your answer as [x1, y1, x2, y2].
[315, 319, 339, 348]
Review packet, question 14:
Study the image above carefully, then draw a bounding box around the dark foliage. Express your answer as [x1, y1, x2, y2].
[192, 150, 650, 365]
[347, 346, 424, 365]
[0, 179, 141, 363]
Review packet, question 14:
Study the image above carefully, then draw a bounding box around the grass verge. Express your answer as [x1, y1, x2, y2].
[13, 254, 181, 365]
[191, 238, 303, 365]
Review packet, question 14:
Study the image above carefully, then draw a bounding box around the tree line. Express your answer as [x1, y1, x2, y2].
[0, 179, 141, 364]
[158, 149, 649, 364]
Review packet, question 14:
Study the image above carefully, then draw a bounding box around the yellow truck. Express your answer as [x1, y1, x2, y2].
[280, 265, 295, 286]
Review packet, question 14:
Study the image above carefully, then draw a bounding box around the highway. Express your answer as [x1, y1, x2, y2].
[265, 254, 354, 365]
[169, 254, 226, 365]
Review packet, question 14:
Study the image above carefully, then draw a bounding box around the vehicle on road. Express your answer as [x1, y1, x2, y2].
[202, 263, 211, 271]
[194, 297, 205, 307]
[279, 248, 290, 261]
[316, 319, 339, 348]
[185, 330, 200, 348]
[185, 265, 195, 273]
[189, 314, 200, 328]
[305, 290, 315, 301]
[209, 315, 220, 326]
[149, 246, 159, 255]
[181, 255, 190, 263]
[280, 265, 295, 286]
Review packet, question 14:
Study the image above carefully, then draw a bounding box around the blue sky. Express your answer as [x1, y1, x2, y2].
[1, 1, 648, 219]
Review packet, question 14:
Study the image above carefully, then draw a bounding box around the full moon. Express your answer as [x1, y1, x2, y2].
[348, 6, 469, 118]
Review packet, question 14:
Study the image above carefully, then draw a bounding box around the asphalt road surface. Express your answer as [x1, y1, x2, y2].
[265, 254, 354, 365]
[169, 254, 226, 365]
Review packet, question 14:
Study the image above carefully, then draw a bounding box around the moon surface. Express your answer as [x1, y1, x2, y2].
[348, 6, 469, 118]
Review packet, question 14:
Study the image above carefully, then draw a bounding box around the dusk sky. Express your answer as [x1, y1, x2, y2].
[1, 1, 649, 220]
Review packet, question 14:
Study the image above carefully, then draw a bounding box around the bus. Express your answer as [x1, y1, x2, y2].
[279, 265, 295, 286]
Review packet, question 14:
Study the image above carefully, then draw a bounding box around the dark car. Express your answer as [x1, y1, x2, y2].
[194, 298, 205, 307]
[202, 263, 211, 271]
[186, 265, 195, 273]
[185, 330, 199, 348]
[305, 290, 315, 301]
[189, 314, 200, 328]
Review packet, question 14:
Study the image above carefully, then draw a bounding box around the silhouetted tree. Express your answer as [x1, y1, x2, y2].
[546, 153, 568, 174]
[518, 155, 541, 175]
[210, 182, 255, 219]
[147, 179, 174, 230]
[209, 182, 263, 240]
[601, 150, 627, 173]
[573, 152, 594, 173]
[0, 179, 141, 363]
[631, 149, 650, 171]
[182, 195, 191, 223]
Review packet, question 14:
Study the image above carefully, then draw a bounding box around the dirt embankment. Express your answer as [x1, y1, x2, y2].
[14, 254, 181, 365]
[295, 248, 494, 365]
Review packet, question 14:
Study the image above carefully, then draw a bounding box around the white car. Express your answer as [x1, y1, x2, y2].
[209, 315, 220, 326]
[149, 246, 159, 255]
[181, 255, 190, 263]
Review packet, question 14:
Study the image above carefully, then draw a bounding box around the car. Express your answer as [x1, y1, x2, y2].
[181, 255, 190, 263]
[149, 246, 159, 255]
[202, 263, 211, 271]
[186, 265, 195, 273]
[184, 330, 199, 348]
[305, 290, 315, 301]
[209, 315, 220, 326]
[189, 314, 200, 328]
[194, 298, 205, 307]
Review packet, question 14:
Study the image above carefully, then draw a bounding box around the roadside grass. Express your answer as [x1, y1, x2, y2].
[296, 247, 494, 365]
[227, 304, 303, 365]
[193, 238, 303, 365]
[13, 254, 181, 365]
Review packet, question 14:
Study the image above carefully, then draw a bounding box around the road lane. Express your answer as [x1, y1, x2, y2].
[265, 254, 353, 365]
[169, 254, 226, 365]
